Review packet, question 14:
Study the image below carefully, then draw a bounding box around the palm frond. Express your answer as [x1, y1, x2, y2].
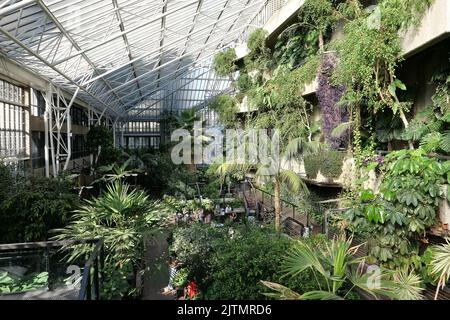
[279, 170, 308, 194]
[260, 281, 303, 300]
[331, 122, 353, 138]
[430, 239, 450, 299]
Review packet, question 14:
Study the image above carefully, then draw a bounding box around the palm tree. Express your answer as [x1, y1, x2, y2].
[173, 107, 211, 172]
[52, 181, 171, 298]
[428, 238, 450, 299]
[261, 236, 424, 300]
[216, 102, 320, 232]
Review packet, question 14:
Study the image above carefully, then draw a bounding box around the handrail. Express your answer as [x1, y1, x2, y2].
[78, 238, 104, 300]
[0, 239, 99, 252]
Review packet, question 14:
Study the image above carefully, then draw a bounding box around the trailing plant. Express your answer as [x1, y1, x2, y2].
[332, 0, 433, 151]
[402, 67, 450, 154]
[212, 48, 237, 78]
[236, 72, 254, 93]
[208, 94, 239, 128]
[244, 28, 272, 72]
[344, 149, 450, 269]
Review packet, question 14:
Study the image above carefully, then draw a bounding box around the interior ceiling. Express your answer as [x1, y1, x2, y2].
[0, 0, 287, 121]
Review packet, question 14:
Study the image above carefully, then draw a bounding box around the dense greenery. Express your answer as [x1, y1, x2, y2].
[170, 223, 329, 300]
[304, 149, 345, 180]
[86, 125, 121, 167]
[263, 236, 424, 300]
[53, 181, 171, 299]
[212, 48, 238, 78]
[344, 150, 450, 269]
[0, 164, 78, 243]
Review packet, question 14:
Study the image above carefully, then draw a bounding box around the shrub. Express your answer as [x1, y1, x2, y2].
[212, 48, 237, 77]
[304, 154, 320, 179]
[53, 181, 171, 299]
[205, 227, 291, 300]
[170, 223, 225, 287]
[0, 166, 79, 243]
[303, 150, 345, 180]
[320, 150, 345, 179]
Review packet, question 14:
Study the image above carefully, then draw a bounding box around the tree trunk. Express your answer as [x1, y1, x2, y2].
[399, 109, 415, 150]
[274, 181, 282, 232]
[319, 30, 324, 51]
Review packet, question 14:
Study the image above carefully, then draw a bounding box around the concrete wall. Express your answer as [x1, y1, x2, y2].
[401, 0, 450, 58]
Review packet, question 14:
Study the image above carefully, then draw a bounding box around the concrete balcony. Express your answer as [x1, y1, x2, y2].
[235, 0, 304, 60]
[401, 0, 450, 58]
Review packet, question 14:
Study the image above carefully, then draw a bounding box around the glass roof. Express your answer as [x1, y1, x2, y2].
[0, 0, 288, 121]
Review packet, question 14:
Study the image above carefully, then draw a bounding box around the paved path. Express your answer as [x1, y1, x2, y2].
[142, 232, 174, 300]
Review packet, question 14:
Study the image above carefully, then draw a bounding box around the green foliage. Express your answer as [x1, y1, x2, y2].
[0, 165, 78, 243]
[402, 67, 450, 154]
[304, 154, 320, 179]
[0, 272, 48, 294]
[204, 227, 292, 300]
[86, 126, 121, 167]
[170, 223, 324, 300]
[244, 28, 272, 71]
[53, 181, 171, 299]
[172, 268, 189, 288]
[304, 149, 345, 180]
[208, 94, 239, 127]
[332, 0, 433, 134]
[236, 72, 253, 92]
[170, 223, 225, 287]
[262, 236, 424, 300]
[427, 239, 450, 298]
[344, 149, 449, 269]
[212, 48, 237, 77]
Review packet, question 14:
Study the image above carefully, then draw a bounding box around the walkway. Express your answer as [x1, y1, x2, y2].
[142, 232, 174, 300]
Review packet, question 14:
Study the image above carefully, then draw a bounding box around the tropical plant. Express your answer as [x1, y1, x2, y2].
[169, 223, 225, 289]
[0, 168, 79, 243]
[86, 125, 121, 167]
[262, 236, 424, 300]
[212, 48, 237, 78]
[53, 181, 171, 299]
[344, 149, 450, 269]
[208, 94, 239, 128]
[244, 28, 272, 72]
[204, 226, 293, 300]
[0, 272, 48, 294]
[172, 107, 212, 172]
[428, 239, 450, 299]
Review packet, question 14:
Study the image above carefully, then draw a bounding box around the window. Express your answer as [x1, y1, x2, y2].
[0, 79, 28, 160]
[31, 90, 45, 118]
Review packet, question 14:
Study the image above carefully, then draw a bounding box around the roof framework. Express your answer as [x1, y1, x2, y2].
[0, 0, 287, 121]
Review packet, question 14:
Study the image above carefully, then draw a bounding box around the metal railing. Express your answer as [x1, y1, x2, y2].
[240, 0, 290, 42]
[0, 238, 104, 300]
[78, 238, 104, 300]
[254, 186, 311, 227]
